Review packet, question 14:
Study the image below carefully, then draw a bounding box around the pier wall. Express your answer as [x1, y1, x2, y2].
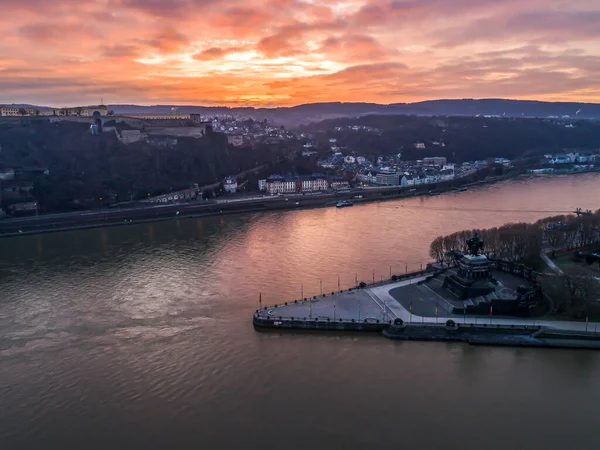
[253, 315, 600, 349]
[253, 314, 389, 332]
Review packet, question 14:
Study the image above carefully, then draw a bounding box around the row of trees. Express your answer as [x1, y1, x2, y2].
[430, 210, 600, 266]
[429, 223, 543, 266]
[429, 211, 600, 318]
[541, 274, 599, 318]
[535, 211, 600, 252]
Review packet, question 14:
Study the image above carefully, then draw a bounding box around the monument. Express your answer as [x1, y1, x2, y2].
[442, 232, 496, 299]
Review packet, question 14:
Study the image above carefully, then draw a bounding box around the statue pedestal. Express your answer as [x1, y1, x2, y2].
[443, 255, 495, 300]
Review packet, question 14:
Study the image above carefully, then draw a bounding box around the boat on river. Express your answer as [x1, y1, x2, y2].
[336, 200, 353, 208]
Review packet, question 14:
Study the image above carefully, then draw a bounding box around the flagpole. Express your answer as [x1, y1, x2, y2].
[338, 275, 340, 291]
[320, 279, 323, 296]
[259, 292, 262, 310]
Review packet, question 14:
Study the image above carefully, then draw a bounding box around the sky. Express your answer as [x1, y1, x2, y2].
[1, 0, 600, 107]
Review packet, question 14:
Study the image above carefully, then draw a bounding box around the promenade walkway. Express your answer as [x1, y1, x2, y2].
[370, 280, 599, 333]
[256, 275, 599, 334]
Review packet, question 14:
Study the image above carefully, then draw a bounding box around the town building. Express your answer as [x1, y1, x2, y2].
[400, 174, 415, 186]
[223, 177, 238, 193]
[1, 106, 36, 116]
[423, 156, 447, 167]
[0, 168, 15, 181]
[227, 135, 244, 147]
[123, 113, 191, 120]
[376, 171, 400, 186]
[329, 177, 350, 190]
[302, 174, 329, 192]
[119, 129, 146, 144]
[259, 174, 344, 194]
[146, 185, 199, 203]
[414, 143, 426, 149]
[262, 175, 296, 194]
[356, 170, 377, 184]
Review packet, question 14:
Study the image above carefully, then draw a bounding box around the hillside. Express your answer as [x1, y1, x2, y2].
[0, 120, 282, 212]
[299, 115, 600, 162]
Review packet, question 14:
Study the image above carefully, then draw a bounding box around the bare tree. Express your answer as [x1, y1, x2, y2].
[18, 108, 27, 116]
[74, 107, 84, 116]
[429, 236, 445, 266]
[546, 228, 565, 253]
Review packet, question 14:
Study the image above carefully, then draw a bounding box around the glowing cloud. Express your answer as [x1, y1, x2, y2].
[1, 0, 599, 105]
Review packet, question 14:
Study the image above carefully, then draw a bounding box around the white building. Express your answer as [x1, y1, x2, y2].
[423, 156, 447, 166]
[344, 156, 356, 164]
[258, 179, 267, 192]
[356, 171, 377, 184]
[0, 168, 15, 181]
[223, 177, 237, 193]
[356, 156, 366, 165]
[376, 171, 399, 186]
[414, 143, 426, 149]
[1, 106, 35, 116]
[400, 174, 415, 186]
[302, 176, 328, 192]
[265, 176, 296, 194]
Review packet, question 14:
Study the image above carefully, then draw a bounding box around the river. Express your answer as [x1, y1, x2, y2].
[1, 173, 599, 449]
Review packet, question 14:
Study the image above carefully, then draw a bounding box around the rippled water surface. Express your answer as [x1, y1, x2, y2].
[1, 174, 600, 449]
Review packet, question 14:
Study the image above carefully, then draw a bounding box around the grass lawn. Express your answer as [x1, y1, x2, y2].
[550, 247, 600, 278]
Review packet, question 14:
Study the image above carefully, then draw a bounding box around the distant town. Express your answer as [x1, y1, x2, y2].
[1, 102, 600, 218]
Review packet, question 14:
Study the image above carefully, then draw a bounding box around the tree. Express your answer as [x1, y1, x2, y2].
[74, 107, 84, 116]
[18, 108, 27, 116]
[546, 228, 565, 253]
[429, 236, 445, 266]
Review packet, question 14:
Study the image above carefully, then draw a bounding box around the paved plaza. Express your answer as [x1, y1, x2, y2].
[257, 276, 600, 334]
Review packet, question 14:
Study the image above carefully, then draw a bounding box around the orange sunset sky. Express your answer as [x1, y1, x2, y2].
[2, 0, 599, 106]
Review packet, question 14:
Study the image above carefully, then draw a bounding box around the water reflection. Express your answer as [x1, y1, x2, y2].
[0, 173, 600, 449]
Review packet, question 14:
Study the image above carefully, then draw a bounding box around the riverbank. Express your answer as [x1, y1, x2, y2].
[1, 169, 595, 238]
[0, 170, 511, 238]
[254, 316, 600, 349]
[252, 272, 600, 350]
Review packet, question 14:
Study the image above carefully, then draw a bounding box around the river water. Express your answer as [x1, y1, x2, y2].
[1, 173, 599, 449]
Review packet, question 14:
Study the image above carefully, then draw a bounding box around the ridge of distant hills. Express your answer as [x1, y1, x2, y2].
[107, 99, 600, 125]
[4, 99, 600, 125]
